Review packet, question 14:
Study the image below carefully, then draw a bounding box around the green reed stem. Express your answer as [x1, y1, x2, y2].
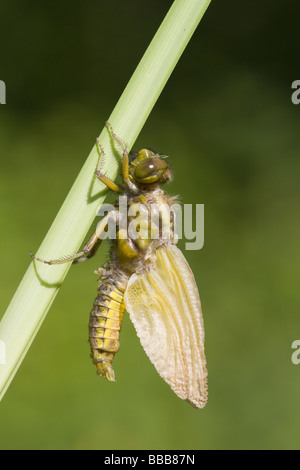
[0, 0, 211, 401]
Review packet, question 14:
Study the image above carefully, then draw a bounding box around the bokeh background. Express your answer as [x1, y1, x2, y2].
[0, 0, 299, 450]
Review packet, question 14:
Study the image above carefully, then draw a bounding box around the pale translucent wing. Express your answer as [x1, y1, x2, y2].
[124, 244, 208, 408]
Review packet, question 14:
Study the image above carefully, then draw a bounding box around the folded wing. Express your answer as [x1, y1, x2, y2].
[124, 244, 208, 408]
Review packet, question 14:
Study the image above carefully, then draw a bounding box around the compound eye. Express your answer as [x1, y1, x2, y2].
[136, 148, 154, 161]
[134, 157, 168, 184]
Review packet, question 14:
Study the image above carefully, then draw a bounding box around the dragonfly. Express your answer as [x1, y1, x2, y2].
[31, 123, 208, 408]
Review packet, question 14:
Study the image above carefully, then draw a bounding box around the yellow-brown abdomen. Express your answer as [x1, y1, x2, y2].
[89, 265, 128, 381]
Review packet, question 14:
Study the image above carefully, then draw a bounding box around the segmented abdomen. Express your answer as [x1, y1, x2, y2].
[89, 264, 128, 381]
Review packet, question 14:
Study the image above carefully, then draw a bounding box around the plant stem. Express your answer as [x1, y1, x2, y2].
[0, 0, 211, 401]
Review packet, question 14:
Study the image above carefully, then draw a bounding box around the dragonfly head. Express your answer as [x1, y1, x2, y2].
[129, 148, 172, 186]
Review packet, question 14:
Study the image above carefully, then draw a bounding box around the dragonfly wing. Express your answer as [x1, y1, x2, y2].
[124, 244, 208, 408]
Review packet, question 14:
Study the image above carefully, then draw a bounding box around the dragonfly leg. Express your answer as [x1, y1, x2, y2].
[106, 121, 137, 191]
[31, 214, 110, 265]
[96, 138, 123, 193]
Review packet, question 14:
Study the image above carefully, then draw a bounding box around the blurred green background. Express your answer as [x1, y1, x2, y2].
[0, 0, 300, 450]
